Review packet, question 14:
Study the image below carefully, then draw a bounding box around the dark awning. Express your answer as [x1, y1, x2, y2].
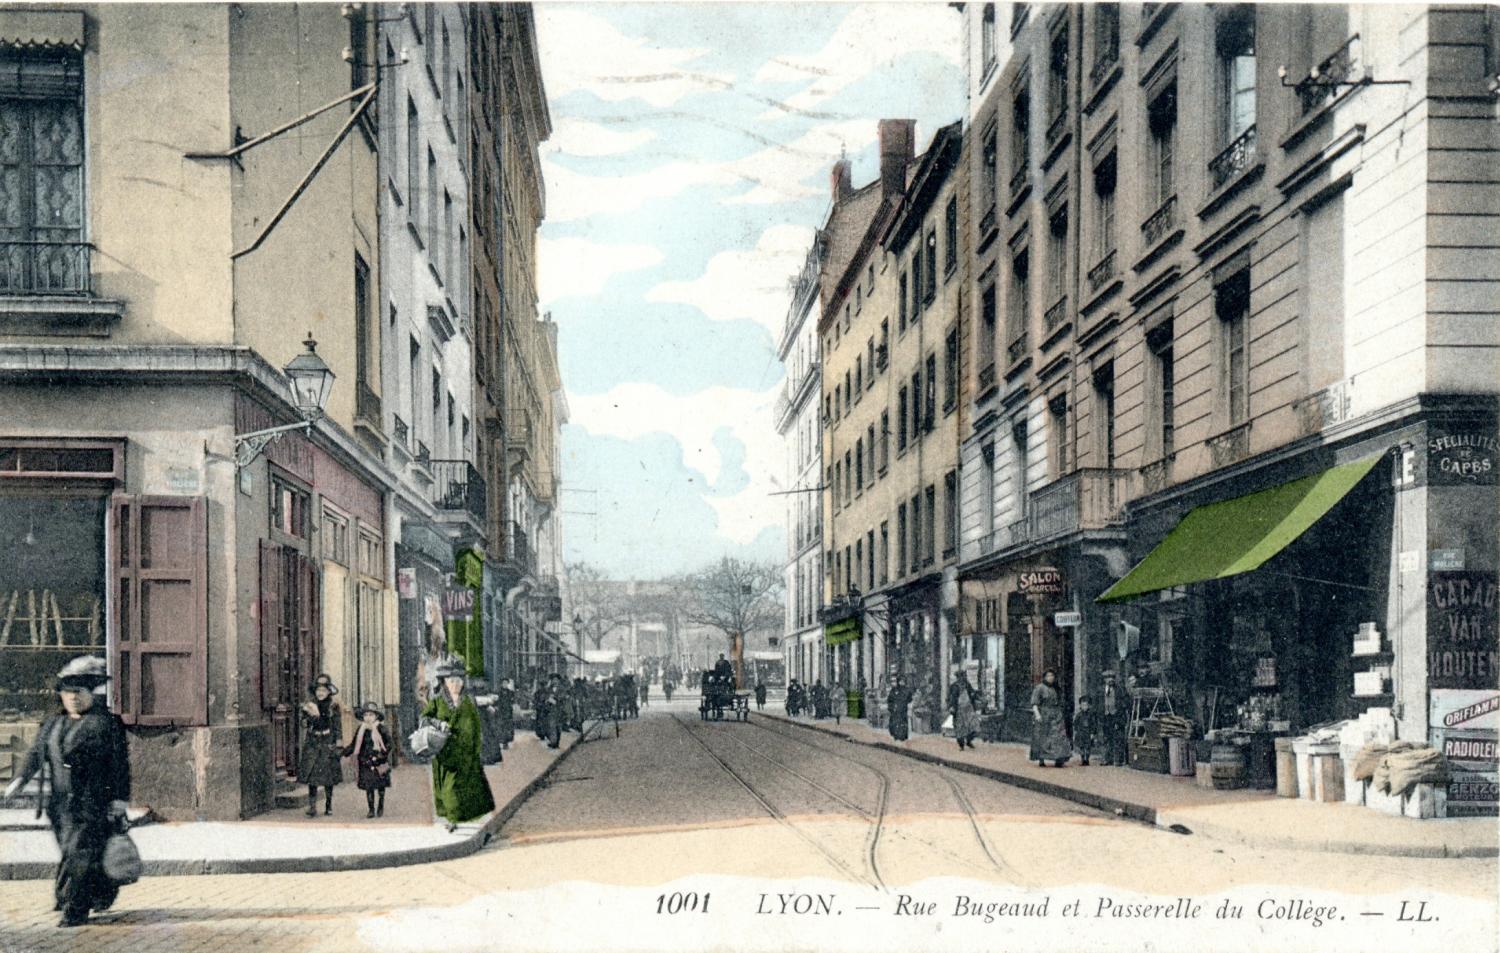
[1097, 455, 1383, 603]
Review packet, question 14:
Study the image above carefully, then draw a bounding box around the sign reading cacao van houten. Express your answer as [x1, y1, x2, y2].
[1427, 571, 1500, 690]
[1427, 429, 1498, 486]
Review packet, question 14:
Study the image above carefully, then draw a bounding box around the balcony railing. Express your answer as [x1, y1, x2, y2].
[431, 459, 486, 525]
[977, 362, 997, 394]
[504, 521, 535, 575]
[355, 381, 382, 424]
[415, 440, 431, 467]
[1006, 333, 1029, 366]
[1208, 124, 1257, 191]
[392, 414, 410, 452]
[1141, 195, 1178, 248]
[0, 241, 92, 296]
[1028, 468, 1132, 541]
[1044, 295, 1068, 334]
[1087, 250, 1117, 294]
[1297, 36, 1359, 117]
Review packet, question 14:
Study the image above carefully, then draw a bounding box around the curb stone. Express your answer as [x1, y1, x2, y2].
[0, 723, 595, 880]
[758, 712, 1497, 859]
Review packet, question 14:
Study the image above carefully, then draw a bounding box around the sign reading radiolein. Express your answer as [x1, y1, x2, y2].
[1430, 690, 1499, 817]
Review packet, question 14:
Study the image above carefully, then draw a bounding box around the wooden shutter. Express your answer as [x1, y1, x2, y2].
[113, 496, 208, 726]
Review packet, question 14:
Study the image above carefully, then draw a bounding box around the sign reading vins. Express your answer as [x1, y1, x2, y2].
[1427, 572, 1499, 690]
[442, 585, 475, 622]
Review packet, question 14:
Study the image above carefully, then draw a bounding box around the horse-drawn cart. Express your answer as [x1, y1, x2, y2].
[699, 673, 749, 722]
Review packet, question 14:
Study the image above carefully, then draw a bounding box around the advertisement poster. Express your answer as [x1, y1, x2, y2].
[0, 5, 1496, 953]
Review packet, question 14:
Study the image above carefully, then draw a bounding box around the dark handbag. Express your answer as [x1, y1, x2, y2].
[102, 818, 142, 885]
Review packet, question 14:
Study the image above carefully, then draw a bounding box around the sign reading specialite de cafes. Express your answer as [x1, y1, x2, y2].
[1427, 571, 1499, 690]
[1427, 428, 1498, 485]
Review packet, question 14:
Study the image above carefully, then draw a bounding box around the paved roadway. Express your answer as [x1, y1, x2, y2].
[0, 700, 1493, 953]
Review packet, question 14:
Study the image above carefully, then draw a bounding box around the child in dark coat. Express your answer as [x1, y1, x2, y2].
[1072, 695, 1098, 766]
[342, 701, 395, 818]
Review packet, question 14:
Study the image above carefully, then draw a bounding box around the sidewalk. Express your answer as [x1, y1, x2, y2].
[761, 711, 1498, 859]
[0, 725, 591, 880]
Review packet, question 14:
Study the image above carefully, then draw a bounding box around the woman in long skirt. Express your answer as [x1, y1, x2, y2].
[886, 677, 913, 741]
[299, 675, 344, 815]
[422, 658, 495, 831]
[949, 672, 981, 749]
[1030, 669, 1072, 767]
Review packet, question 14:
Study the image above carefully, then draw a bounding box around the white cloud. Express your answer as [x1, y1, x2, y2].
[545, 118, 659, 158]
[536, 8, 733, 109]
[542, 158, 733, 223]
[569, 382, 783, 546]
[538, 237, 664, 306]
[754, 6, 962, 119]
[718, 119, 878, 205]
[646, 224, 814, 338]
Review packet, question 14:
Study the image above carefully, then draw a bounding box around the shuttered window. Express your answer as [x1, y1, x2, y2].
[112, 496, 207, 726]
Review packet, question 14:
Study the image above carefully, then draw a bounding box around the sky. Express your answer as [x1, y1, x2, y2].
[534, 2, 966, 579]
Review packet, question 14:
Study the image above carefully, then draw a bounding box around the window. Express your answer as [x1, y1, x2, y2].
[323, 507, 350, 565]
[825, 394, 833, 424]
[1047, 207, 1068, 304]
[354, 254, 372, 398]
[981, 125, 998, 213]
[866, 529, 876, 590]
[923, 354, 937, 427]
[420, 2, 433, 44]
[943, 470, 958, 556]
[1217, 268, 1251, 426]
[979, 281, 997, 371]
[406, 98, 419, 213]
[923, 229, 938, 301]
[441, 20, 453, 103]
[0, 49, 86, 295]
[922, 488, 935, 565]
[879, 410, 890, 471]
[855, 437, 865, 491]
[896, 504, 908, 578]
[426, 148, 438, 248]
[442, 189, 454, 282]
[1007, 249, 1030, 350]
[912, 251, 924, 317]
[1047, 20, 1069, 139]
[844, 450, 853, 504]
[1012, 418, 1030, 520]
[979, 443, 997, 539]
[1049, 394, 1069, 475]
[1011, 87, 1030, 188]
[1148, 86, 1177, 209]
[1148, 323, 1175, 459]
[854, 539, 863, 592]
[897, 386, 909, 451]
[349, 4, 372, 89]
[843, 302, 851, 332]
[981, 4, 997, 73]
[879, 521, 890, 585]
[855, 357, 863, 399]
[844, 545, 852, 593]
[866, 338, 876, 386]
[866, 424, 876, 485]
[910, 370, 922, 436]
[844, 371, 852, 412]
[270, 476, 310, 539]
[898, 272, 908, 331]
[943, 327, 959, 411]
[1092, 151, 1118, 263]
[855, 284, 862, 313]
[910, 493, 922, 572]
[408, 337, 421, 428]
[879, 319, 889, 366]
[945, 198, 958, 273]
[1092, 3, 1120, 80]
[832, 462, 841, 511]
[1094, 362, 1116, 467]
[1217, 6, 1257, 145]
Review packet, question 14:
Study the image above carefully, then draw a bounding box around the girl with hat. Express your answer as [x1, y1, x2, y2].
[420, 657, 494, 831]
[3, 656, 131, 927]
[342, 702, 395, 818]
[299, 674, 343, 817]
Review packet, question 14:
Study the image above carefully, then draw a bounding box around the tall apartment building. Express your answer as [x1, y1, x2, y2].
[467, 3, 567, 688]
[820, 119, 969, 716]
[0, 4, 395, 818]
[377, 2, 485, 741]
[959, 3, 1499, 747]
[776, 226, 826, 686]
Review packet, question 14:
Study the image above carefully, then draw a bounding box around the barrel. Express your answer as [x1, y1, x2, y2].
[1210, 743, 1246, 790]
[1274, 737, 1299, 798]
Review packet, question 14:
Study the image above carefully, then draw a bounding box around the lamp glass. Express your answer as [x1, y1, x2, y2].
[284, 335, 335, 419]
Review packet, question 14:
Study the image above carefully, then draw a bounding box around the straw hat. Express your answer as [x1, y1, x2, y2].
[56, 656, 109, 691]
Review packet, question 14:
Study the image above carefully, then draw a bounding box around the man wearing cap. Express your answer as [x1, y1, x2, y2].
[1100, 670, 1126, 767]
[4, 656, 131, 927]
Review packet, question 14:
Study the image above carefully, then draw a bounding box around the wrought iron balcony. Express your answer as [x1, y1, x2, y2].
[1208, 124, 1257, 191]
[1044, 295, 1069, 334]
[392, 414, 410, 451]
[1006, 333, 1029, 366]
[1087, 250, 1117, 294]
[355, 381, 382, 424]
[415, 439, 431, 467]
[431, 459, 486, 524]
[503, 521, 535, 575]
[1028, 468, 1132, 541]
[1297, 36, 1359, 116]
[1141, 195, 1178, 248]
[0, 241, 92, 296]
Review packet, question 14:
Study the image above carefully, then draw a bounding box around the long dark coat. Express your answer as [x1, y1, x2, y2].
[887, 686, 914, 741]
[341, 723, 395, 791]
[494, 687, 516, 744]
[17, 706, 131, 920]
[297, 698, 343, 787]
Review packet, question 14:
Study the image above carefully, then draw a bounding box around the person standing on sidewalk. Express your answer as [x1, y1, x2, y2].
[342, 702, 395, 818]
[754, 680, 767, 711]
[949, 671, 981, 750]
[1072, 695, 1097, 766]
[886, 677, 913, 742]
[495, 678, 516, 751]
[1030, 669, 1071, 768]
[1100, 670, 1126, 766]
[4, 657, 131, 928]
[299, 675, 344, 816]
[422, 659, 495, 832]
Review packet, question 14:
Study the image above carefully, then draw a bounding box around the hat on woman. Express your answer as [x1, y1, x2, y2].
[56, 655, 110, 691]
[308, 673, 339, 696]
[432, 656, 466, 680]
[352, 700, 384, 720]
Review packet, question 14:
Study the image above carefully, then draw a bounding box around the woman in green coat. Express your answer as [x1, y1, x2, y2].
[421, 658, 495, 831]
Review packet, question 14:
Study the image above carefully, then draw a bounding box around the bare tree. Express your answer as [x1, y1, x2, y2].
[679, 557, 784, 687]
[566, 562, 631, 652]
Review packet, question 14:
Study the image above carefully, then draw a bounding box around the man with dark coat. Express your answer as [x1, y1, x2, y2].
[1100, 670, 1127, 766]
[495, 678, 517, 750]
[754, 680, 768, 711]
[569, 678, 589, 731]
[5, 656, 131, 927]
[886, 677, 914, 741]
[810, 680, 830, 719]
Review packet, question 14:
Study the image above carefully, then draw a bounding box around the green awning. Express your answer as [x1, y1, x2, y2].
[824, 616, 863, 646]
[1097, 455, 1383, 603]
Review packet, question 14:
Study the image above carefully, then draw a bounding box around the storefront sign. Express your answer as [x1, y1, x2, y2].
[396, 568, 416, 600]
[1017, 568, 1063, 595]
[442, 585, 475, 622]
[1053, 611, 1081, 628]
[1431, 549, 1465, 572]
[1431, 690, 1499, 817]
[1431, 689, 1500, 733]
[1427, 572, 1499, 689]
[1427, 429, 1498, 486]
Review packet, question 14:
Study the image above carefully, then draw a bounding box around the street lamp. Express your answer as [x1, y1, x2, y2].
[235, 333, 335, 469]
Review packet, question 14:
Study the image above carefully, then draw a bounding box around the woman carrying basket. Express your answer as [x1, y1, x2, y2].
[420, 657, 495, 831]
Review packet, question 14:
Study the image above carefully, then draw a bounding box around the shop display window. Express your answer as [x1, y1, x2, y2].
[0, 496, 109, 720]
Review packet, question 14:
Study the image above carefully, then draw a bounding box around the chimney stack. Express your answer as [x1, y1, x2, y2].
[830, 158, 853, 202]
[878, 119, 916, 196]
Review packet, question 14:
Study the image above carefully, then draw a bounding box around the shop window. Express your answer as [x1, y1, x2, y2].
[323, 507, 350, 565]
[270, 476, 310, 539]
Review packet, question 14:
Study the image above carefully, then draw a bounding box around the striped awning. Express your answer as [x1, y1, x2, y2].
[0, 11, 85, 51]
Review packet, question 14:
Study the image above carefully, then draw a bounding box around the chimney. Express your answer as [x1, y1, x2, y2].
[830, 158, 853, 202]
[878, 119, 916, 196]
